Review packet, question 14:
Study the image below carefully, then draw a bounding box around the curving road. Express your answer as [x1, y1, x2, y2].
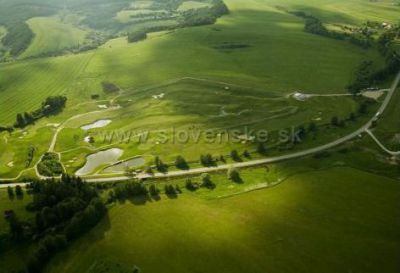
[1, 71, 399, 187]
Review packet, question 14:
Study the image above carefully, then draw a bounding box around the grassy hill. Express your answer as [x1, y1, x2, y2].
[1, 0, 398, 179]
[0, 0, 388, 125]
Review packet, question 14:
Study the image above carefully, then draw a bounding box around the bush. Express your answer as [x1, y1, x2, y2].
[101, 82, 119, 93]
[37, 153, 63, 177]
[175, 155, 189, 169]
[200, 173, 214, 189]
[127, 30, 147, 43]
[227, 167, 241, 183]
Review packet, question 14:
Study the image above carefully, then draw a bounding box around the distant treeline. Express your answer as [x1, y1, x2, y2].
[289, 11, 372, 49]
[127, 0, 229, 43]
[179, 0, 229, 27]
[283, 8, 400, 93]
[2, 22, 35, 56]
[347, 26, 400, 93]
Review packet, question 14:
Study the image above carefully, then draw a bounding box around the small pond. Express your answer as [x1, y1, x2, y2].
[75, 148, 123, 176]
[103, 157, 145, 173]
[81, 119, 112, 130]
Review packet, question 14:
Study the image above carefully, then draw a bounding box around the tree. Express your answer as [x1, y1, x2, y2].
[154, 156, 167, 172]
[14, 113, 26, 128]
[230, 150, 241, 161]
[149, 184, 159, 196]
[257, 143, 267, 154]
[200, 154, 214, 166]
[349, 112, 356, 121]
[242, 150, 250, 158]
[7, 186, 14, 199]
[308, 122, 317, 133]
[15, 185, 23, 198]
[358, 103, 368, 115]
[164, 184, 176, 195]
[227, 167, 241, 183]
[201, 173, 214, 189]
[24, 112, 34, 125]
[7, 212, 23, 239]
[331, 116, 339, 127]
[185, 178, 196, 191]
[175, 155, 189, 170]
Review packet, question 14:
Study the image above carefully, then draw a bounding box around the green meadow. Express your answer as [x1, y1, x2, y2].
[0, 0, 390, 125]
[43, 167, 400, 273]
[20, 16, 88, 59]
[0, 0, 399, 273]
[2, 0, 398, 178]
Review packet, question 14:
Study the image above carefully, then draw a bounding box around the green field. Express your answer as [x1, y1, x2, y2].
[20, 16, 88, 58]
[0, 1, 399, 273]
[54, 78, 368, 175]
[2, 0, 398, 179]
[0, 0, 390, 125]
[177, 1, 213, 11]
[43, 167, 400, 273]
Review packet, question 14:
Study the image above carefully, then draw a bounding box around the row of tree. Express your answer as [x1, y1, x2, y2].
[348, 25, 400, 93]
[289, 11, 372, 49]
[13, 96, 67, 129]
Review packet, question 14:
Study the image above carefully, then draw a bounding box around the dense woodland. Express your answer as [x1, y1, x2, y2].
[3, 175, 107, 273]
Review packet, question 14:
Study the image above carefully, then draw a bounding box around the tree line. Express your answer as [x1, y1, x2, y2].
[12, 96, 67, 129]
[289, 11, 372, 49]
[127, 0, 229, 44]
[348, 25, 400, 94]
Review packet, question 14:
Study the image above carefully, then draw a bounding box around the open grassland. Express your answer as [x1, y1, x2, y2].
[53, 78, 366, 175]
[0, 0, 398, 178]
[20, 16, 88, 59]
[267, 0, 400, 24]
[44, 167, 400, 273]
[0, 0, 388, 126]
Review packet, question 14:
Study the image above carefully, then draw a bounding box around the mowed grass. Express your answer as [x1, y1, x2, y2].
[44, 167, 400, 273]
[0, 0, 389, 126]
[54, 79, 362, 174]
[20, 16, 88, 59]
[0, 51, 95, 124]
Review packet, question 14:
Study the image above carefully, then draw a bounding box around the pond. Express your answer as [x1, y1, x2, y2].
[103, 157, 145, 173]
[75, 148, 123, 176]
[81, 119, 112, 130]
